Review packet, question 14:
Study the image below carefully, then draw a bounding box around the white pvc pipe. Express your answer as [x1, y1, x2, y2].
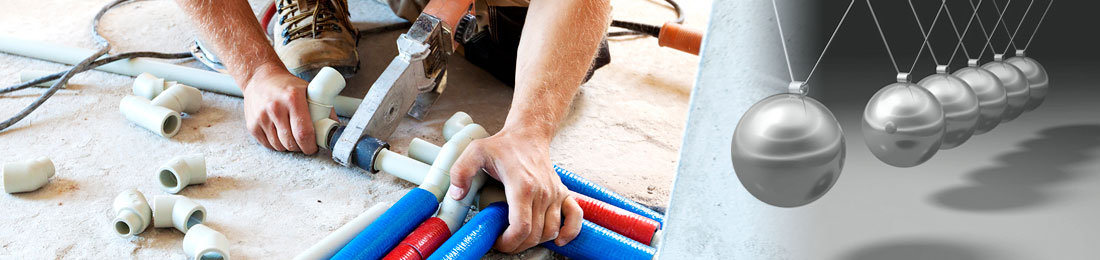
[18, 70, 63, 88]
[111, 189, 152, 238]
[373, 149, 430, 186]
[2, 157, 55, 193]
[119, 95, 182, 138]
[437, 171, 487, 232]
[182, 224, 231, 260]
[0, 35, 363, 117]
[157, 154, 207, 194]
[152, 195, 206, 233]
[292, 202, 393, 260]
[151, 84, 203, 114]
[420, 124, 490, 201]
[407, 138, 442, 165]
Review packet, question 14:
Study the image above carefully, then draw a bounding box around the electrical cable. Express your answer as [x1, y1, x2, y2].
[609, 0, 683, 37]
[0, 0, 194, 133]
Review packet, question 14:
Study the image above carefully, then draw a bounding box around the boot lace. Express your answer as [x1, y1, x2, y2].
[277, 0, 356, 44]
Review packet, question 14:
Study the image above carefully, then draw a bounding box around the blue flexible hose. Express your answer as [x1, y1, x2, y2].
[331, 188, 439, 260]
[554, 165, 665, 225]
[426, 202, 509, 260]
[542, 220, 657, 260]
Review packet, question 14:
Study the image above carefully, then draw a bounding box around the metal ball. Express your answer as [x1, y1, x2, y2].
[982, 61, 1030, 122]
[731, 94, 845, 208]
[918, 73, 980, 150]
[1005, 56, 1049, 112]
[953, 66, 1007, 135]
[863, 83, 945, 167]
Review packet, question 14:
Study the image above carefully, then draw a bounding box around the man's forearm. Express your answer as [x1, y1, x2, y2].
[504, 0, 612, 137]
[174, 0, 283, 89]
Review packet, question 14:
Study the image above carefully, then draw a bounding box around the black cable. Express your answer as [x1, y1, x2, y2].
[609, 0, 684, 37]
[0, 51, 192, 94]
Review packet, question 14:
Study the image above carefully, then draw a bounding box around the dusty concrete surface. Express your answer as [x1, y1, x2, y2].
[0, 0, 709, 258]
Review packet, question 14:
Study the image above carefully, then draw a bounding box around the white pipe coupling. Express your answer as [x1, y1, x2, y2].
[132, 72, 177, 100]
[152, 84, 203, 114]
[307, 67, 346, 149]
[157, 154, 207, 194]
[2, 157, 54, 193]
[153, 195, 207, 233]
[112, 189, 152, 238]
[182, 224, 231, 260]
[120, 95, 182, 138]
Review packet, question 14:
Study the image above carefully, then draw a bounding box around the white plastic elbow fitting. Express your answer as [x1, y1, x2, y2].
[151, 84, 203, 114]
[442, 112, 474, 141]
[120, 95, 182, 137]
[182, 224, 231, 260]
[19, 70, 63, 88]
[153, 195, 207, 233]
[157, 154, 206, 194]
[306, 67, 346, 149]
[420, 123, 490, 201]
[132, 72, 177, 100]
[112, 189, 152, 238]
[2, 157, 55, 193]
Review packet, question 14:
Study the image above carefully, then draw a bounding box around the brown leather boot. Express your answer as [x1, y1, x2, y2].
[273, 0, 359, 81]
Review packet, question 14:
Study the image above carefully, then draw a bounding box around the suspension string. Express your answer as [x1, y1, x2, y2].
[771, 0, 856, 86]
[907, 0, 947, 68]
[866, 0, 901, 74]
[972, 0, 1012, 58]
[1023, 0, 1054, 51]
[944, 0, 981, 64]
[992, 0, 1035, 54]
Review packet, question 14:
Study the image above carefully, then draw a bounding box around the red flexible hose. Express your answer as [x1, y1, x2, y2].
[382, 217, 453, 260]
[575, 195, 660, 245]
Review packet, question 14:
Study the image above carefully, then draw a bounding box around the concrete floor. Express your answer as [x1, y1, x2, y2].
[0, 0, 709, 259]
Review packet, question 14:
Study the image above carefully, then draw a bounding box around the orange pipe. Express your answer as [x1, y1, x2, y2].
[658, 22, 704, 55]
[422, 0, 475, 33]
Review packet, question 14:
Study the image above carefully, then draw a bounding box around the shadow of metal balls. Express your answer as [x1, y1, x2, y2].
[918, 73, 980, 150]
[731, 93, 845, 208]
[1005, 55, 1049, 112]
[863, 83, 945, 167]
[953, 65, 1007, 135]
[982, 60, 1030, 122]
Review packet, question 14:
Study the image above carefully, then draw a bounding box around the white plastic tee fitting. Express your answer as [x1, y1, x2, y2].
[2, 157, 55, 193]
[152, 84, 203, 114]
[132, 72, 177, 100]
[182, 224, 231, 260]
[420, 123, 489, 201]
[120, 95, 182, 138]
[306, 67, 346, 149]
[442, 112, 473, 141]
[157, 154, 207, 194]
[112, 189, 152, 238]
[153, 195, 207, 233]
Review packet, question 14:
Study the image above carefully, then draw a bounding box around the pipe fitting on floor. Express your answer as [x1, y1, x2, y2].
[420, 123, 489, 201]
[132, 72, 177, 100]
[151, 84, 203, 114]
[157, 154, 206, 194]
[2, 157, 54, 193]
[111, 189, 152, 238]
[120, 95, 182, 138]
[307, 67, 346, 150]
[153, 195, 206, 233]
[182, 224, 231, 260]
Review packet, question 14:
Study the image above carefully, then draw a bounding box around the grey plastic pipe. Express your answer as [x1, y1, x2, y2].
[408, 138, 442, 165]
[373, 149, 430, 185]
[0, 35, 363, 117]
[183, 224, 231, 260]
[152, 195, 207, 233]
[19, 70, 64, 88]
[420, 123, 490, 201]
[2, 157, 54, 193]
[157, 154, 207, 194]
[293, 202, 393, 260]
[112, 189, 152, 238]
[306, 67, 345, 149]
[119, 95, 182, 138]
[151, 84, 203, 114]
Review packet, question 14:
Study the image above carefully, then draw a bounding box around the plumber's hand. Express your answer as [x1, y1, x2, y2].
[449, 127, 583, 253]
[242, 63, 319, 154]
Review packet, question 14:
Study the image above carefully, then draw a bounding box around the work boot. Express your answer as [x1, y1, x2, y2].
[273, 0, 359, 81]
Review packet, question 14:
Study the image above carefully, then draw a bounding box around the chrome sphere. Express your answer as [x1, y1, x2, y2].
[953, 66, 1007, 135]
[731, 93, 845, 208]
[1005, 56, 1050, 112]
[918, 73, 980, 150]
[982, 61, 1030, 122]
[863, 83, 945, 167]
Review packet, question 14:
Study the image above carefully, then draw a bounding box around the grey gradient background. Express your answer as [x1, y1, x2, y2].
[662, 0, 1099, 259]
